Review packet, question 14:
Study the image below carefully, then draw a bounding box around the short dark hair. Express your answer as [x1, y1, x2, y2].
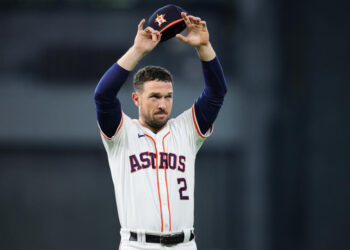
[133, 66, 173, 93]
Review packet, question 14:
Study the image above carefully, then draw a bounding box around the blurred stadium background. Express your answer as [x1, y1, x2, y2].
[0, 0, 349, 249]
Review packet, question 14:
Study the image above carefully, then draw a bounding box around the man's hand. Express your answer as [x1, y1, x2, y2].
[176, 12, 209, 48]
[176, 12, 215, 61]
[133, 19, 162, 56]
[118, 19, 161, 71]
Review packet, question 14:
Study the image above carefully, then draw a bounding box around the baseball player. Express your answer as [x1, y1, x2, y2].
[94, 10, 227, 250]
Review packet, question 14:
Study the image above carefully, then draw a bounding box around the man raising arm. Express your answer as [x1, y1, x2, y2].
[176, 12, 227, 136]
[94, 19, 161, 139]
[94, 10, 227, 250]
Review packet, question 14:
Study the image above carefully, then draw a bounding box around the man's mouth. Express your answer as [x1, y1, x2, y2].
[154, 112, 167, 117]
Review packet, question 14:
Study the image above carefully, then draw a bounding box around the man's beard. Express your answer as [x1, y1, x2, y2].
[142, 110, 169, 130]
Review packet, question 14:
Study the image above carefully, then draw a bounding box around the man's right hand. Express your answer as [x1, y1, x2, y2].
[117, 19, 161, 71]
[133, 19, 162, 55]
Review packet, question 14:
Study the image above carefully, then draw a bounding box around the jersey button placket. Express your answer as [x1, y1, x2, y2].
[156, 137, 170, 231]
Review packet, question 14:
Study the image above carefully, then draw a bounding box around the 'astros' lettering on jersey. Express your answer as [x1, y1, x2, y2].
[99, 106, 213, 234]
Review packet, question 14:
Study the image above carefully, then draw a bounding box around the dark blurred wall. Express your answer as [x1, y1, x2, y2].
[1, 0, 349, 250]
[270, 0, 350, 249]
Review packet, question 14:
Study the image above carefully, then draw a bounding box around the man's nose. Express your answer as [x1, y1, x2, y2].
[158, 98, 166, 109]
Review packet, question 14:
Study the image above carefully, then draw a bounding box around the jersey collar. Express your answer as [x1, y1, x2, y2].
[135, 120, 170, 139]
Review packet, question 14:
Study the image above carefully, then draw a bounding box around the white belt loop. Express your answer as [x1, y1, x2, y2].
[120, 228, 131, 241]
[137, 229, 146, 243]
[183, 229, 191, 243]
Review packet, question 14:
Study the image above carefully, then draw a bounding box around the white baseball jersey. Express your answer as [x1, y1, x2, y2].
[99, 105, 213, 234]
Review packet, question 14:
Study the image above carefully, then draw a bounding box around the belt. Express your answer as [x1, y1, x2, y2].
[129, 231, 195, 246]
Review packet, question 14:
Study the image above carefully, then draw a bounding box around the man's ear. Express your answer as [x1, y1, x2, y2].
[132, 92, 140, 107]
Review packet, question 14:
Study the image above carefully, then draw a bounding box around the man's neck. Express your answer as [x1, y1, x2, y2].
[138, 119, 166, 134]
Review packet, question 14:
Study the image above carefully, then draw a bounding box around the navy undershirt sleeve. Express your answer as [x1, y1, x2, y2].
[194, 57, 227, 135]
[94, 63, 130, 138]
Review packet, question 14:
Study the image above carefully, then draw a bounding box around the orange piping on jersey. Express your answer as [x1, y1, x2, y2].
[144, 133, 164, 232]
[160, 18, 184, 33]
[191, 105, 211, 139]
[100, 115, 124, 141]
[162, 131, 172, 232]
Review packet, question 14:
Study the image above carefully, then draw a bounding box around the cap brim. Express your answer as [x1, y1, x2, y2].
[160, 18, 184, 33]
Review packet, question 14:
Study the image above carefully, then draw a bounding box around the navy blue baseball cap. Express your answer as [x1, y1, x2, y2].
[146, 4, 188, 42]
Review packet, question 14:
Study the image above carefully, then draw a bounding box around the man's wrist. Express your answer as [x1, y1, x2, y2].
[196, 43, 216, 62]
[130, 45, 148, 58]
[117, 46, 145, 71]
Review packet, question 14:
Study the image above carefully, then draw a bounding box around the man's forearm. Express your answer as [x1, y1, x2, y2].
[194, 56, 227, 135]
[117, 46, 146, 71]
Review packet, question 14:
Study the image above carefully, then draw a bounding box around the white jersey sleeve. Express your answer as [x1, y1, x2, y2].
[172, 105, 214, 154]
[98, 112, 127, 156]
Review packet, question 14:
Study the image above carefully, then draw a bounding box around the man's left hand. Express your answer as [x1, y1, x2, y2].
[176, 12, 209, 48]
